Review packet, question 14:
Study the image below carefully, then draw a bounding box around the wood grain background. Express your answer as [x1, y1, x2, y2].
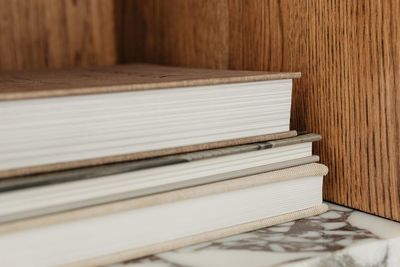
[123, 0, 400, 221]
[0, 0, 399, 220]
[0, 0, 120, 70]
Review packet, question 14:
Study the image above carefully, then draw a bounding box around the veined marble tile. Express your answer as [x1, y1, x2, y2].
[110, 203, 400, 267]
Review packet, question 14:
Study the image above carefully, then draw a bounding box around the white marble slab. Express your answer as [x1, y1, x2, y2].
[110, 203, 400, 267]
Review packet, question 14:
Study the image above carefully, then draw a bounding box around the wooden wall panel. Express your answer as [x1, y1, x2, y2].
[122, 0, 229, 69]
[0, 0, 119, 70]
[125, 0, 400, 220]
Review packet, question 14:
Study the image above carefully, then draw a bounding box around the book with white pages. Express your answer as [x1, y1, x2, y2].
[0, 64, 300, 178]
[0, 134, 320, 223]
[0, 164, 328, 267]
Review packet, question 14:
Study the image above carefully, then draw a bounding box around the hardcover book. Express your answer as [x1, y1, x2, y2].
[0, 64, 300, 178]
[0, 164, 328, 266]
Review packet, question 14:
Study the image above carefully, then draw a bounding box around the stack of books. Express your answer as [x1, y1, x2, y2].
[0, 64, 328, 266]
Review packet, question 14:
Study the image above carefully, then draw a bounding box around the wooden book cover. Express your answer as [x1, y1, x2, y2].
[0, 63, 300, 100]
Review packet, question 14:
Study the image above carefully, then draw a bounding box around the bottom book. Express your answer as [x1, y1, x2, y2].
[0, 164, 328, 266]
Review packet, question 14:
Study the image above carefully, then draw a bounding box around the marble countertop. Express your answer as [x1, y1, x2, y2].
[111, 203, 400, 267]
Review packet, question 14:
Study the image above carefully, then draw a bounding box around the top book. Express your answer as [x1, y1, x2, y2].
[0, 64, 300, 178]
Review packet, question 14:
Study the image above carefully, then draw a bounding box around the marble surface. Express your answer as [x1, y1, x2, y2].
[111, 203, 400, 267]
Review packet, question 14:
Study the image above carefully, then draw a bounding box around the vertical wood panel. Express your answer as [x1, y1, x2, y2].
[0, 0, 119, 70]
[123, 0, 229, 69]
[124, 0, 400, 220]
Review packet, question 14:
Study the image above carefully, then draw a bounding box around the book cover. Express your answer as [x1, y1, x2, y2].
[0, 64, 300, 100]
